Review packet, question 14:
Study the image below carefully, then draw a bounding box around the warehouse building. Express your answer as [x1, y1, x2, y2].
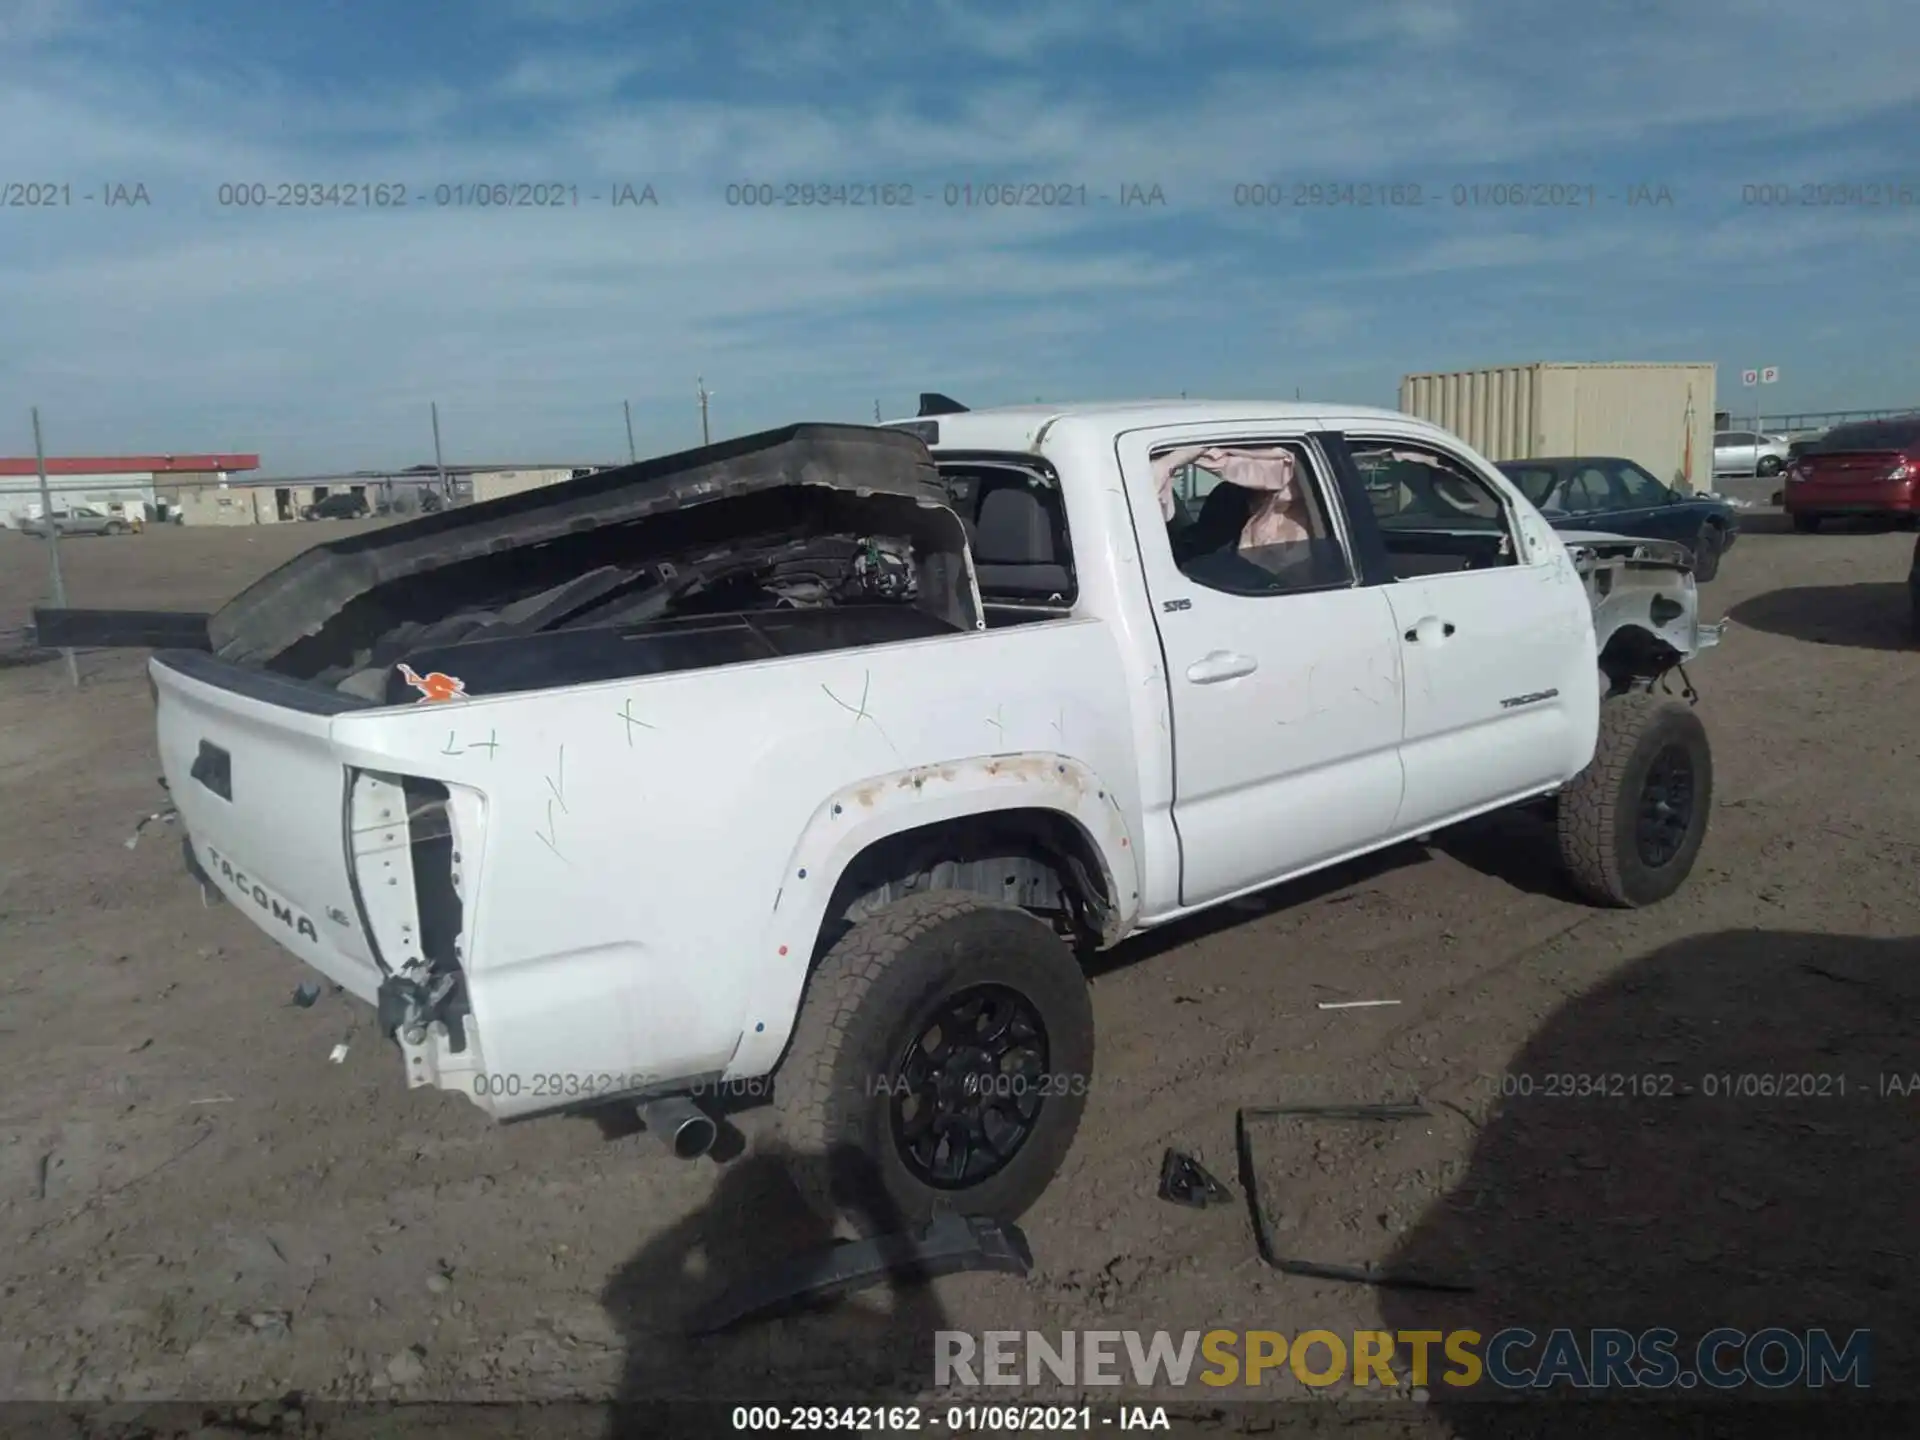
[172, 463, 607, 525]
[0, 453, 260, 528]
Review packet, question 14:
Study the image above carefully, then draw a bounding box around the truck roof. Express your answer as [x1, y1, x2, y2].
[888, 400, 1432, 453]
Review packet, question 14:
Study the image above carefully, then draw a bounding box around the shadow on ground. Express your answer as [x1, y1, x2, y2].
[1379, 929, 1920, 1435]
[601, 1142, 950, 1438]
[1729, 584, 1912, 651]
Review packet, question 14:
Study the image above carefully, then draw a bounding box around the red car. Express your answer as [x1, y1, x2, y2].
[1783, 416, 1920, 531]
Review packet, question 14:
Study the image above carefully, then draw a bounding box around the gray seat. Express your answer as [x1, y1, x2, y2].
[971, 483, 1073, 599]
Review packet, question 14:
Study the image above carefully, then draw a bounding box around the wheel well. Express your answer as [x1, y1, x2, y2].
[1598, 624, 1683, 695]
[814, 808, 1115, 961]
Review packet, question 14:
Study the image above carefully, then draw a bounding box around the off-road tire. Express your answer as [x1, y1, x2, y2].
[775, 889, 1094, 1233]
[1556, 692, 1712, 908]
[1692, 524, 1722, 583]
[1791, 513, 1820, 533]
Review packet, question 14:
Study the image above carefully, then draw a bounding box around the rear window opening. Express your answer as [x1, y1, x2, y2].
[1800, 419, 1920, 455]
[934, 458, 1077, 625]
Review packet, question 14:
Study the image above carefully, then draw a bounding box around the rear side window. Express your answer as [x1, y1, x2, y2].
[1807, 420, 1920, 453]
[1500, 466, 1559, 506]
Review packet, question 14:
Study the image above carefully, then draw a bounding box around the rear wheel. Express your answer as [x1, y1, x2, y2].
[1557, 693, 1713, 908]
[1692, 524, 1723, 582]
[1791, 513, 1820, 533]
[1757, 455, 1783, 477]
[104, 522, 127, 535]
[775, 890, 1094, 1233]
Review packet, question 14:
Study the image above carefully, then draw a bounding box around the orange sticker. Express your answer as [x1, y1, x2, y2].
[397, 663, 469, 704]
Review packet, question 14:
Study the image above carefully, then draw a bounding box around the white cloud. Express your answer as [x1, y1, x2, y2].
[1, 0, 1915, 466]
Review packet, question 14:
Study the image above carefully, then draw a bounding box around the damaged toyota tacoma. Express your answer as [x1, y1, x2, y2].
[38, 403, 1725, 1229]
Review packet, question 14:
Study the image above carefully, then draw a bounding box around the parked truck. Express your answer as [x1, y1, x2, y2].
[36, 402, 1725, 1231]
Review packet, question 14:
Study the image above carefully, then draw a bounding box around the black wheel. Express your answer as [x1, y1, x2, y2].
[1692, 524, 1722, 583]
[1556, 693, 1713, 908]
[1757, 455, 1783, 477]
[1791, 513, 1820, 533]
[775, 889, 1093, 1232]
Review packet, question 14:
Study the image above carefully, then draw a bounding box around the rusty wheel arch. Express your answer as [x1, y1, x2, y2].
[811, 808, 1116, 965]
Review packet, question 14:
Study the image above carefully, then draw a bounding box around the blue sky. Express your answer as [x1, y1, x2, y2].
[1, 0, 1916, 474]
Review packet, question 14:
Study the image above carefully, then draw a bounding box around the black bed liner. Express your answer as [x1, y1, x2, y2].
[31, 424, 982, 689]
[206, 422, 962, 667]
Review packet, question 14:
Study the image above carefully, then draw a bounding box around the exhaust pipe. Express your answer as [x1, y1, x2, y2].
[637, 1095, 717, 1159]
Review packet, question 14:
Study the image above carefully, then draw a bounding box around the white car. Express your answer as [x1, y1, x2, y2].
[46, 401, 1724, 1230]
[1712, 429, 1792, 477]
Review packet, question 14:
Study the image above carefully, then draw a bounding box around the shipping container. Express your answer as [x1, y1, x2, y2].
[469, 467, 593, 504]
[1399, 362, 1717, 493]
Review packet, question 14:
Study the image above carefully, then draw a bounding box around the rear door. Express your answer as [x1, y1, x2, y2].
[152, 653, 386, 1001]
[1714, 431, 1755, 474]
[1115, 421, 1408, 907]
[1332, 426, 1598, 833]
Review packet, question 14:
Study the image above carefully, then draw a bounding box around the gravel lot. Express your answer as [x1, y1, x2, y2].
[1, 513, 1915, 1432]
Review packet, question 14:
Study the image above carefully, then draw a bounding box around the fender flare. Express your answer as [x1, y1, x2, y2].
[724, 752, 1140, 1078]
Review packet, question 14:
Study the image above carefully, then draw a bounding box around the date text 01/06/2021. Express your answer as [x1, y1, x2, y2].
[727, 1403, 1170, 1431]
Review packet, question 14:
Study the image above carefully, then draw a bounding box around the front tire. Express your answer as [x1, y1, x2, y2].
[1557, 693, 1713, 908]
[775, 890, 1094, 1233]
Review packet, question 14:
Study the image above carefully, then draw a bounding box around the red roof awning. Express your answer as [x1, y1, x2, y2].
[0, 453, 261, 477]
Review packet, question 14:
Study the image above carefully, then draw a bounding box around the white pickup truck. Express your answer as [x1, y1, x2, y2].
[40, 399, 1724, 1230]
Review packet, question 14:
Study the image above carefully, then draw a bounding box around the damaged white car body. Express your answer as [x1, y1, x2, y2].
[41, 402, 1724, 1229]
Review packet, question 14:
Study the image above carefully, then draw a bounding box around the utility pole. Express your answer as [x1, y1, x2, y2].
[874, 399, 882, 423]
[31, 407, 78, 687]
[430, 401, 449, 501]
[698, 377, 711, 445]
[623, 400, 637, 463]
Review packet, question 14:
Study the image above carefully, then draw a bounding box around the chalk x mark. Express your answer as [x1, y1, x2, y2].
[617, 698, 656, 746]
[821, 671, 898, 755]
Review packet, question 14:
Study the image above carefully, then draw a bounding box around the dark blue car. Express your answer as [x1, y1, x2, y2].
[1496, 456, 1740, 582]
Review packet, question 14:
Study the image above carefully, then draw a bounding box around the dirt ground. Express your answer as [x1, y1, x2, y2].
[1, 513, 1916, 1434]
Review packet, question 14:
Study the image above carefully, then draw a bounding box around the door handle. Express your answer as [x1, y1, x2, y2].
[1403, 617, 1457, 643]
[1186, 650, 1258, 683]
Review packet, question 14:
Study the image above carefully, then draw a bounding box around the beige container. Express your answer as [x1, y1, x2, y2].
[1400, 362, 1717, 492]
[469, 468, 579, 503]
